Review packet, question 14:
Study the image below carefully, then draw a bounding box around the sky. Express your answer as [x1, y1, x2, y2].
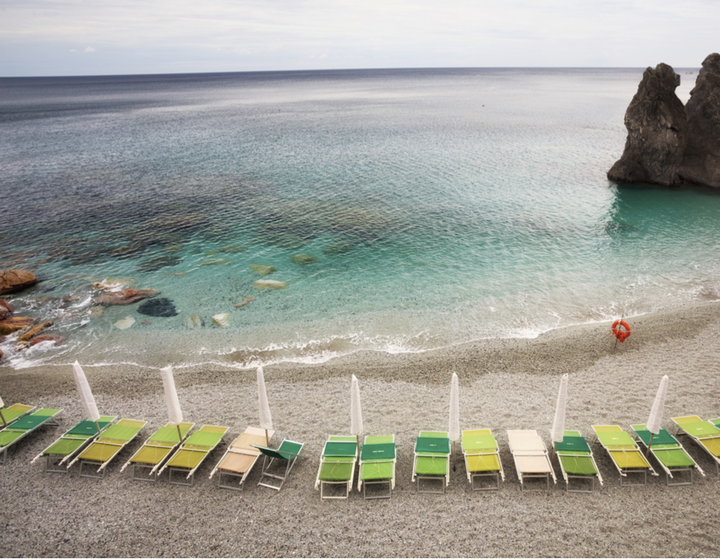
[1, 0, 718, 77]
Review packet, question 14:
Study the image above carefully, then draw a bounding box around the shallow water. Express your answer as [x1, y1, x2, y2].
[1, 67, 717, 370]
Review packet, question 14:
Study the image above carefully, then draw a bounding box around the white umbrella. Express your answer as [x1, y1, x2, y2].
[160, 366, 184, 441]
[551, 374, 569, 445]
[350, 375, 363, 445]
[257, 366, 273, 445]
[646, 375, 669, 452]
[0, 394, 6, 426]
[449, 372, 460, 470]
[72, 360, 101, 432]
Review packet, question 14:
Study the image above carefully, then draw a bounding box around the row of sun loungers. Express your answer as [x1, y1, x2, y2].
[3, 402, 719, 497]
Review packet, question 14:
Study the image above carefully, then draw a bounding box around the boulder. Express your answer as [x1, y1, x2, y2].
[0, 269, 37, 295]
[249, 264, 276, 276]
[608, 63, 688, 186]
[0, 299, 14, 320]
[114, 316, 136, 330]
[185, 315, 204, 329]
[680, 53, 720, 187]
[137, 297, 178, 317]
[0, 316, 35, 335]
[234, 296, 256, 308]
[253, 279, 287, 290]
[27, 334, 66, 347]
[17, 321, 53, 342]
[93, 288, 160, 306]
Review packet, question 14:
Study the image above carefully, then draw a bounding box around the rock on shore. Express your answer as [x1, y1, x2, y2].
[0, 269, 37, 295]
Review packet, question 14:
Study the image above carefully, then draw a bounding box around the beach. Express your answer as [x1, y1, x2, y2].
[0, 301, 718, 557]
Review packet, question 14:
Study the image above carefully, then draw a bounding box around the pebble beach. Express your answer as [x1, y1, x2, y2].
[1, 301, 719, 558]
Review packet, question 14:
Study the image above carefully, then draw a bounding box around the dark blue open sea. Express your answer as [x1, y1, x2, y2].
[1, 68, 717, 370]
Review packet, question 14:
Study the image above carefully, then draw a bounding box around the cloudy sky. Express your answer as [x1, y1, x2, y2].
[1, 0, 717, 77]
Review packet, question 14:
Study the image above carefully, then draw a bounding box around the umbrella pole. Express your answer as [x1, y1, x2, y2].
[177, 424, 183, 443]
[265, 429, 269, 447]
[95, 420, 101, 434]
[646, 433, 654, 457]
[452, 441, 457, 471]
[0, 410, 6, 427]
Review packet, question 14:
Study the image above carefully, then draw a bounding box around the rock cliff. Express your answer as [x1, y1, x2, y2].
[608, 54, 720, 188]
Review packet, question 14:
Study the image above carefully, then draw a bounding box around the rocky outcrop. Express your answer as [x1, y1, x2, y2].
[27, 334, 66, 347]
[0, 299, 14, 320]
[17, 321, 53, 342]
[609, 54, 720, 188]
[0, 270, 37, 295]
[680, 53, 720, 187]
[0, 316, 35, 335]
[93, 288, 160, 306]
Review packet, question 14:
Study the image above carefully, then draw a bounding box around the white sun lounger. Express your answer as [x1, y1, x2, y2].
[507, 430, 557, 493]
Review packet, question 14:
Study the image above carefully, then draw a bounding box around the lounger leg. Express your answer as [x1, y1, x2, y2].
[45, 455, 70, 474]
[132, 463, 159, 482]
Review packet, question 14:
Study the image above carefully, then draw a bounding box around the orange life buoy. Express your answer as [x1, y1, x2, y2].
[612, 319, 631, 343]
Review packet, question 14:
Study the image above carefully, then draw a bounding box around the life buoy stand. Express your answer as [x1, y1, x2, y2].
[612, 319, 631, 343]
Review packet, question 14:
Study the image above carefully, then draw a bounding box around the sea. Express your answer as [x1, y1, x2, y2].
[1, 67, 718, 371]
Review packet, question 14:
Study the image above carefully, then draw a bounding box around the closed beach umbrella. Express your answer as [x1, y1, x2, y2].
[72, 360, 100, 431]
[551, 374, 569, 444]
[350, 374, 363, 443]
[257, 366, 273, 445]
[160, 366, 184, 441]
[449, 372, 460, 470]
[0, 394, 5, 426]
[646, 375, 669, 452]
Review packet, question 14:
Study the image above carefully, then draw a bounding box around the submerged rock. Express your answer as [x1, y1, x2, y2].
[137, 297, 178, 317]
[17, 321, 53, 342]
[114, 316, 136, 330]
[27, 334, 66, 348]
[92, 278, 137, 291]
[0, 269, 37, 295]
[93, 288, 160, 306]
[253, 279, 287, 290]
[185, 315, 204, 329]
[199, 259, 230, 266]
[234, 296, 255, 308]
[88, 306, 105, 319]
[138, 255, 181, 273]
[291, 253, 320, 265]
[212, 313, 230, 327]
[249, 264, 276, 276]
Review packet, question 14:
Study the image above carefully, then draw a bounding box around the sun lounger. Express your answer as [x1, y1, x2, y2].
[31, 416, 117, 473]
[209, 427, 274, 491]
[592, 425, 657, 485]
[68, 419, 147, 478]
[254, 439, 304, 491]
[461, 429, 505, 491]
[120, 422, 195, 481]
[0, 408, 62, 464]
[630, 424, 704, 485]
[671, 415, 720, 475]
[315, 435, 358, 499]
[0, 403, 36, 428]
[357, 435, 396, 499]
[553, 430, 603, 493]
[412, 431, 451, 494]
[507, 430, 557, 493]
[158, 424, 229, 486]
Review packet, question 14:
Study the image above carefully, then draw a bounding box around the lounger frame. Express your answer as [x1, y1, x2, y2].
[255, 440, 304, 491]
[210, 427, 274, 492]
[592, 425, 657, 486]
[0, 409, 62, 465]
[507, 430, 557, 494]
[671, 416, 720, 476]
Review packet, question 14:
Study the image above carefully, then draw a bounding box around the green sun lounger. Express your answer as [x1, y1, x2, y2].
[120, 422, 195, 481]
[507, 430, 557, 493]
[315, 435, 358, 499]
[671, 415, 720, 475]
[592, 425, 657, 485]
[68, 418, 147, 478]
[630, 424, 704, 485]
[0, 408, 62, 464]
[158, 424, 229, 486]
[254, 439, 304, 491]
[554, 430, 603, 493]
[31, 416, 117, 473]
[461, 429, 505, 491]
[357, 435, 396, 499]
[0, 403, 36, 428]
[412, 431, 451, 494]
[209, 426, 274, 491]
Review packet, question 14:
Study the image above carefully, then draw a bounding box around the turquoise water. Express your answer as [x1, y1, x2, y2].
[1, 68, 718, 370]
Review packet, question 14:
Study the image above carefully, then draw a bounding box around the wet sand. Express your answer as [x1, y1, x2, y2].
[0, 302, 719, 557]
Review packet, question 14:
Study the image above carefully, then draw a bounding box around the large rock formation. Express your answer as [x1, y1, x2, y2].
[0, 269, 37, 295]
[609, 54, 720, 188]
[680, 53, 720, 187]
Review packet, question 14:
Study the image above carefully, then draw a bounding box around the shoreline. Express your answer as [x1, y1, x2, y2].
[0, 300, 718, 557]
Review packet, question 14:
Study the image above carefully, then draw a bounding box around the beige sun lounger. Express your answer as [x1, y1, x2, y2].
[209, 427, 274, 491]
[507, 430, 557, 493]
